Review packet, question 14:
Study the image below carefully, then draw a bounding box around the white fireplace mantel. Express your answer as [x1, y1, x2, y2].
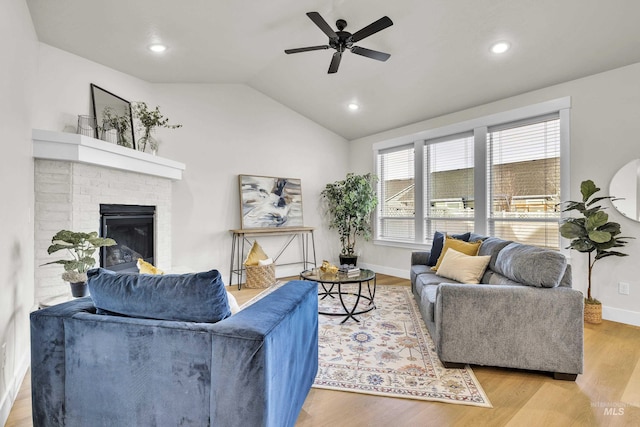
[32, 129, 186, 180]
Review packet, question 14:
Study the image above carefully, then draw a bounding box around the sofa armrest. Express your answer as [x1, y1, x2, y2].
[30, 297, 96, 426]
[435, 283, 583, 375]
[411, 251, 431, 266]
[208, 280, 318, 427]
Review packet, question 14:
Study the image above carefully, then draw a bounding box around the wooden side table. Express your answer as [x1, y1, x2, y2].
[229, 227, 317, 289]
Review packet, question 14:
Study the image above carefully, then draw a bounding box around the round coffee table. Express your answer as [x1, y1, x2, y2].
[300, 268, 376, 323]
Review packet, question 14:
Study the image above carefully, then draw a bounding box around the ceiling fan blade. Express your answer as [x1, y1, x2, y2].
[306, 12, 339, 41]
[285, 45, 330, 54]
[351, 46, 390, 61]
[328, 51, 342, 74]
[350, 16, 393, 43]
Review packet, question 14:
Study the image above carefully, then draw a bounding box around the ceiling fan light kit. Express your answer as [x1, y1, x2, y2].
[285, 11, 393, 74]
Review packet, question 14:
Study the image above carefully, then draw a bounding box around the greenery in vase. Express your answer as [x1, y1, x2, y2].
[321, 173, 378, 256]
[100, 107, 132, 148]
[43, 230, 116, 283]
[559, 180, 632, 304]
[132, 101, 182, 152]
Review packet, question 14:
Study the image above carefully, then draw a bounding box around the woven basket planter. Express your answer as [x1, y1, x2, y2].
[244, 263, 276, 288]
[584, 302, 602, 324]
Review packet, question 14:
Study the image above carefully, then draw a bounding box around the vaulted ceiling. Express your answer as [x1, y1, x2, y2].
[26, 0, 640, 140]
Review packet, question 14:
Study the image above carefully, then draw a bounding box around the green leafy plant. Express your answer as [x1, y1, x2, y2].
[321, 173, 378, 256]
[132, 101, 182, 152]
[559, 180, 632, 304]
[44, 230, 116, 283]
[100, 107, 132, 148]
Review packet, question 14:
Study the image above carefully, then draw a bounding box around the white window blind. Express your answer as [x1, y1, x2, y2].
[377, 145, 415, 241]
[487, 115, 561, 249]
[424, 133, 474, 239]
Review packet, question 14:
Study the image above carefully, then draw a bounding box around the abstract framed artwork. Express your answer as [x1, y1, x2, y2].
[239, 175, 304, 229]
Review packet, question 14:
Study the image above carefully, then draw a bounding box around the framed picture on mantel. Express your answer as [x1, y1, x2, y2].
[239, 175, 303, 229]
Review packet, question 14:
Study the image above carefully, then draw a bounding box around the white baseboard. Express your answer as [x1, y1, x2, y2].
[0, 353, 30, 426]
[358, 262, 410, 280]
[603, 306, 640, 327]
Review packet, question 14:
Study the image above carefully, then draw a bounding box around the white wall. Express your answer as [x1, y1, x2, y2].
[152, 84, 348, 278]
[31, 46, 349, 282]
[34, 44, 153, 132]
[350, 62, 640, 326]
[0, 0, 37, 423]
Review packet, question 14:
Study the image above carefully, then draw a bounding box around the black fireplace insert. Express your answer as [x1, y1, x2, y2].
[100, 204, 155, 272]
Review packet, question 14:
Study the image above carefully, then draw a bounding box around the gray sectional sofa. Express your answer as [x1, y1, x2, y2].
[411, 234, 584, 380]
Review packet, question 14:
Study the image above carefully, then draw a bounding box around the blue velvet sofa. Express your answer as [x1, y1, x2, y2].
[411, 233, 584, 380]
[30, 270, 318, 427]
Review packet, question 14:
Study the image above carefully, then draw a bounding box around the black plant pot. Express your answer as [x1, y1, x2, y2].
[70, 282, 89, 298]
[339, 254, 358, 267]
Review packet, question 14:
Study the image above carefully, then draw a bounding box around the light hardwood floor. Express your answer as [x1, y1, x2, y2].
[7, 275, 640, 426]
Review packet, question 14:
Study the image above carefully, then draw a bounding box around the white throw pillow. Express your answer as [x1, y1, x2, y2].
[258, 258, 273, 266]
[226, 291, 240, 314]
[436, 248, 491, 284]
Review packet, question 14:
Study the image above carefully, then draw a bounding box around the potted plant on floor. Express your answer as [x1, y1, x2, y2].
[44, 230, 116, 297]
[321, 173, 378, 266]
[559, 180, 632, 324]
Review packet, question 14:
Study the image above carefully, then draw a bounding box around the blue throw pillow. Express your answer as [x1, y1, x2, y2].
[427, 231, 471, 266]
[87, 268, 231, 323]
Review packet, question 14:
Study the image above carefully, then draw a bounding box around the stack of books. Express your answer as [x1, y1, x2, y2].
[339, 264, 360, 277]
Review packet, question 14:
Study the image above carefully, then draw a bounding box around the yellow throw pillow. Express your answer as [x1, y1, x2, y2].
[431, 236, 481, 271]
[435, 249, 490, 284]
[244, 241, 269, 266]
[137, 258, 164, 275]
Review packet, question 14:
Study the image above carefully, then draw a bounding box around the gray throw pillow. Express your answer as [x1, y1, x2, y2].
[87, 268, 231, 323]
[494, 243, 567, 288]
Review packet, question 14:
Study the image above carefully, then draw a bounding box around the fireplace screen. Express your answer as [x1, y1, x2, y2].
[100, 204, 155, 272]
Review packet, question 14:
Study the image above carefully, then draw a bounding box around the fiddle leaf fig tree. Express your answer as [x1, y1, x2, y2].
[559, 180, 632, 304]
[321, 173, 378, 256]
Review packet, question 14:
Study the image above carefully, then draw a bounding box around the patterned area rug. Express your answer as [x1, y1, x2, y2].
[314, 284, 492, 407]
[238, 282, 491, 407]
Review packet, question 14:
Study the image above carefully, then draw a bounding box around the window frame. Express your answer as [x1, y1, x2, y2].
[372, 97, 571, 251]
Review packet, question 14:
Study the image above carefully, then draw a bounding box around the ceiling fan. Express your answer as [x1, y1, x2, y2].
[285, 12, 393, 74]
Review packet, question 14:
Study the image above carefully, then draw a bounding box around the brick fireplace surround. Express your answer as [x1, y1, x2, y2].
[33, 130, 185, 302]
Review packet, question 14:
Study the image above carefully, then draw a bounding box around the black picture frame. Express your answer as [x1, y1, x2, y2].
[90, 84, 136, 150]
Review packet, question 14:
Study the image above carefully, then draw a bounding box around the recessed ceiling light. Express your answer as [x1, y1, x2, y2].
[348, 103, 360, 111]
[149, 44, 167, 53]
[490, 41, 511, 54]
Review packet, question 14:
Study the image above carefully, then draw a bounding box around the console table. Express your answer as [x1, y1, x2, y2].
[229, 227, 316, 289]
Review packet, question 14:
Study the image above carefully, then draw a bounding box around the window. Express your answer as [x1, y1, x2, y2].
[377, 145, 415, 241]
[373, 98, 569, 250]
[424, 133, 474, 238]
[487, 116, 561, 249]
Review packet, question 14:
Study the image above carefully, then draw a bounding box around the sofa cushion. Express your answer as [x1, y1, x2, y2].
[432, 236, 482, 271]
[478, 237, 513, 271]
[410, 264, 432, 287]
[494, 242, 568, 288]
[427, 231, 471, 266]
[419, 284, 439, 322]
[436, 249, 491, 284]
[87, 268, 231, 323]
